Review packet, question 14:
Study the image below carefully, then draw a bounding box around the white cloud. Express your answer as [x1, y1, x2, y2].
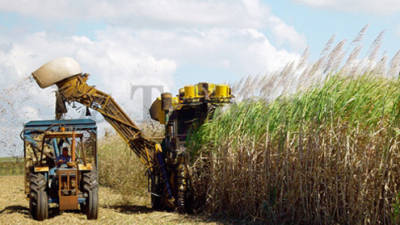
[100, 27, 299, 75]
[268, 16, 307, 51]
[0, 0, 261, 27]
[295, 0, 400, 14]
[0, 0, 306, 51]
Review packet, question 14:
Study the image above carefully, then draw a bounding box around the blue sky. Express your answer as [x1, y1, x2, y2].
[0, 0, 399, 156]
[266, 0, 400, 59]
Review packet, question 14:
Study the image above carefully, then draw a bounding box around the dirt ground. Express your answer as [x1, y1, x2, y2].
[0, 176, 227, 225]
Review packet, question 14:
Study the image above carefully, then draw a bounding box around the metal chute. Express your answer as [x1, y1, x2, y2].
[32, 57, 82, 88]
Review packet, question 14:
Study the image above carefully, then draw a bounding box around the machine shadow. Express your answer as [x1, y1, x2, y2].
[106, 204, 154, 214]
[0, 205, 81, 219]
[0, 205, 29, 215]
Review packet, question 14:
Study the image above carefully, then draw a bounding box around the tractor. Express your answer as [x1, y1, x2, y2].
[22, 119, 98, 220]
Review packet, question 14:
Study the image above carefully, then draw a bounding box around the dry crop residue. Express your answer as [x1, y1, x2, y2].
[0, 176, 220, 225]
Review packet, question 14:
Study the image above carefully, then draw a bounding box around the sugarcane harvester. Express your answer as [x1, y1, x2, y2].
[30, 57, 233, 213]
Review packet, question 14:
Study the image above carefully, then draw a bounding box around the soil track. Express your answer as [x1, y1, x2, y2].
[0, 176, 224, 225]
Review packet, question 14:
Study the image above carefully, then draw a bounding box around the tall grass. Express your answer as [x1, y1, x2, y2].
[97, 122, 163, 204]
[188, 74, 400, 224]
[98, 134, 148, 204]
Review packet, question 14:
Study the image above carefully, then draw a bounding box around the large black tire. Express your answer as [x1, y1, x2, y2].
[82, 169, 98, 220]
[151, 173, 163, 210]
[29, 173, 48, 221]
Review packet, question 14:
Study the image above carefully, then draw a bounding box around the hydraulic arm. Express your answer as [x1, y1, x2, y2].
[55, 74, 157, 169]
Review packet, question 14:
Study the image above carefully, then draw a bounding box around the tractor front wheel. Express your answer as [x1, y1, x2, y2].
[82, 169, 98, 220]
[29, 172, 48, 221]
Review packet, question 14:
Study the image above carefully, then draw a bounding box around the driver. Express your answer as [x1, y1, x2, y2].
[57, 146, 71, 166]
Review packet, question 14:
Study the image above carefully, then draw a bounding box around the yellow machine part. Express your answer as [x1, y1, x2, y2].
[214, 84, 231, 98]
[34, 166, 49, 172]
[184, 85, 197, 98]
[150, 97, 179, 124]
[149, 98, 165, 124]
[78, 163, 93, 171]
[150, 83, 232, 124]
[180, 83, 231, 101]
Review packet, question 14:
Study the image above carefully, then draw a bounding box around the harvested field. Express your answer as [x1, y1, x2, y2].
[0, 176, 227, 225]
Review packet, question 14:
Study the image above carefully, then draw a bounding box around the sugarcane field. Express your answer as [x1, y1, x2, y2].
[1, 1, 400, 225]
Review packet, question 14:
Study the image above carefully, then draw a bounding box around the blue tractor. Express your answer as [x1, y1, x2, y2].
[22, 119, 98, 220]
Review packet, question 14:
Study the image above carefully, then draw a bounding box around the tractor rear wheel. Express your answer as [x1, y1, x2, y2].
[29, 173, 48, 221]
[82, 169, 98, 220]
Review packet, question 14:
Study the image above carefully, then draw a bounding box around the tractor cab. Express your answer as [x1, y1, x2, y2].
[22, 119, 98, 220]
